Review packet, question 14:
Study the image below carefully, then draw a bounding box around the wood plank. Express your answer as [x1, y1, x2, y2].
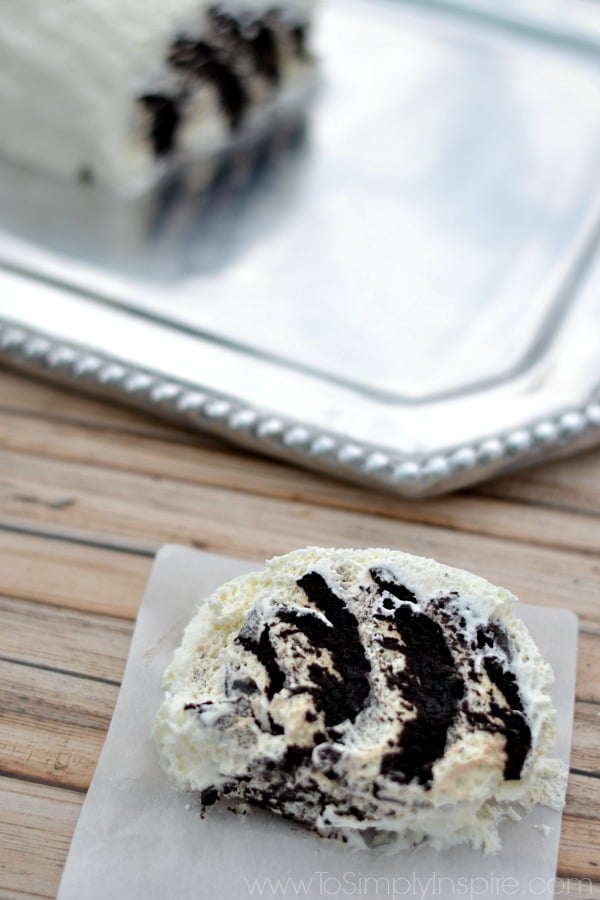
[0, 660, 117, 791]
[0, 775, 82, 900]
[0, 449, 599, 631]
[0, 528, 151, 618]
[480, 448, 600, 518]
[558, 816, 600, 880]
[0, 596, 132, 683]
[554, 879, 600, 900]
[565, 773, 600, 821]
[571, 703, 600, 776]
[0, 368, 196, 441]
[0, 409, 598, 557]
[578, 632, 600, 705]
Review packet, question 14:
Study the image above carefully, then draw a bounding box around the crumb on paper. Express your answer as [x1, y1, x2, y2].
[534, 824, 553, 837]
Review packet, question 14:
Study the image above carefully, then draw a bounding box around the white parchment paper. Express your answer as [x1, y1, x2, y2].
[58, 545, 577, 900]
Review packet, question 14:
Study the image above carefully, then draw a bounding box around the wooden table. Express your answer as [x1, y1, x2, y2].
[0, 367, 598, 899]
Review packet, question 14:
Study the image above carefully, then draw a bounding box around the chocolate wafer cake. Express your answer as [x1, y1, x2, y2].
[153, 548, 566, 852]
[0, 0, 315, 193]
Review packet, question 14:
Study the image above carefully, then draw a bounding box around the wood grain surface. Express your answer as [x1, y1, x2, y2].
[0, 369, 598, 899]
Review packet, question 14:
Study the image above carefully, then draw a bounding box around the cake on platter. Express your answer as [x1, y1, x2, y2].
[0, 0, 316, 193]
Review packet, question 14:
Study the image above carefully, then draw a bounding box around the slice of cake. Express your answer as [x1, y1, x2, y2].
[0, 0, 315, 193]
[154, 547, 566, 852]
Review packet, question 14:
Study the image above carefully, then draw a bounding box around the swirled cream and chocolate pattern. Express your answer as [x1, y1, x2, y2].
[154, 548, 566, 852]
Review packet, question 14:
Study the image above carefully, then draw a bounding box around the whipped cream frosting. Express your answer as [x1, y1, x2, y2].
[154, 547, 566, 852]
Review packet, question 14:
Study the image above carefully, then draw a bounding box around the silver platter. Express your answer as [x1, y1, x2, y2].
[0, 0, 599, 496]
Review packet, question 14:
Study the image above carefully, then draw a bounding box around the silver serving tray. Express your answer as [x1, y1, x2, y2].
[1, 0, 599, 497]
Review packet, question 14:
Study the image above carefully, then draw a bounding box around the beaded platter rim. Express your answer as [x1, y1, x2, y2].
[1, 318, 599, 497]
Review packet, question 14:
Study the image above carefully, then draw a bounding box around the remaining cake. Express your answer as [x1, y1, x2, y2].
[154, 548, 566, 852]
[0, 0, 315, 193]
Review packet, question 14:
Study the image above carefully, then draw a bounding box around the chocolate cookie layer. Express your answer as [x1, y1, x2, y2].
[140, 5, 312, 158]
